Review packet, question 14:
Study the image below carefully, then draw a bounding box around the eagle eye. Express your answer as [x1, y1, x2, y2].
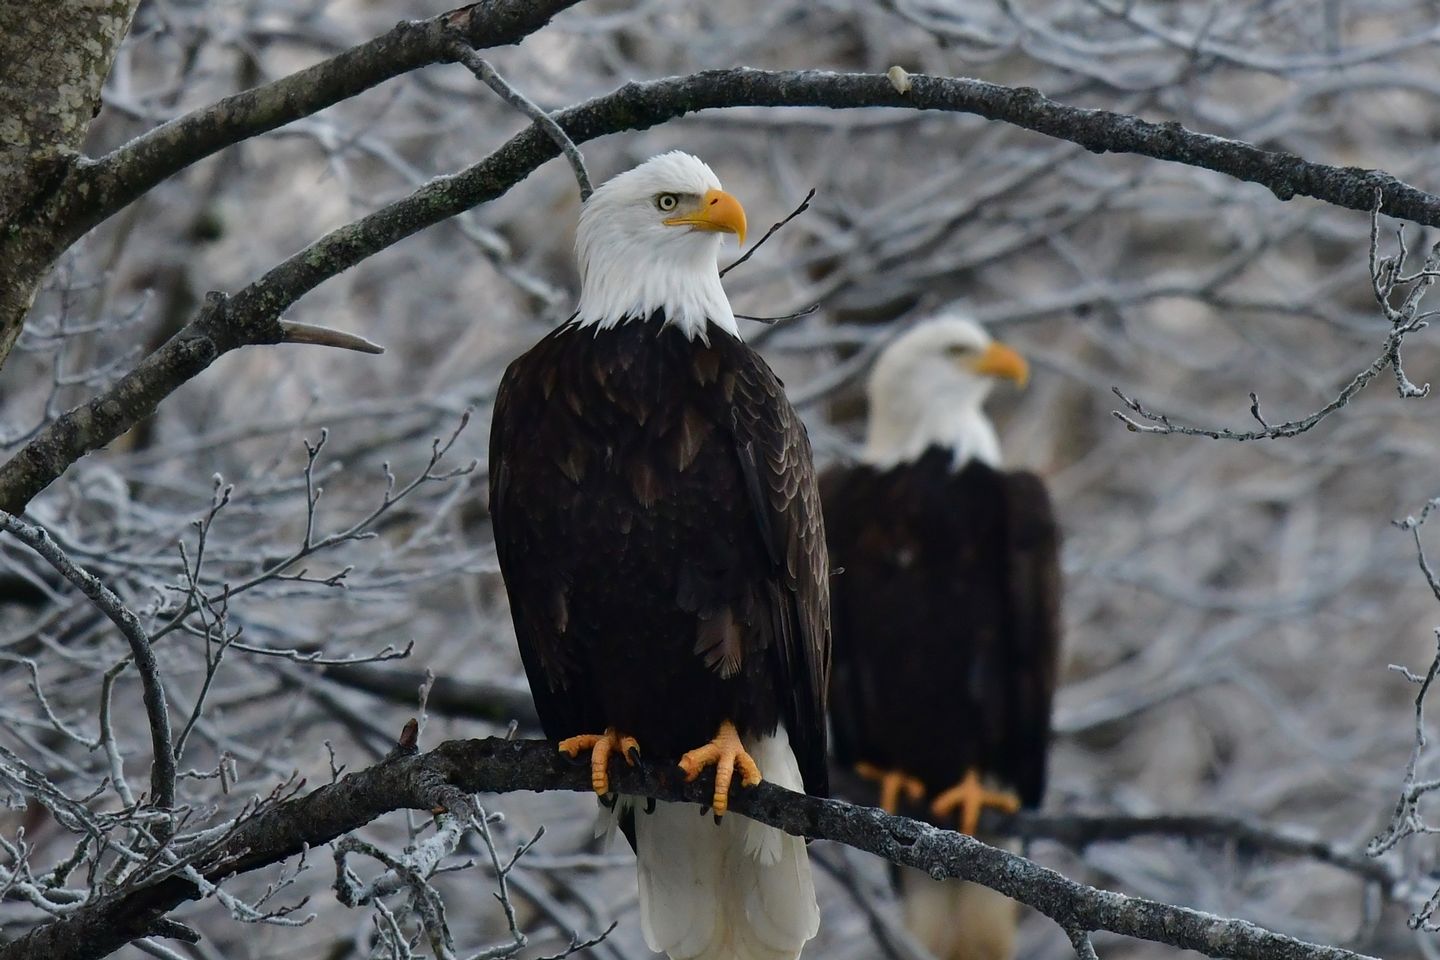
[656, 193, 680, 212]
[946, 343, 974, 357]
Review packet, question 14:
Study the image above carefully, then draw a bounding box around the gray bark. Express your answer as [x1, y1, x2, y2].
[0, 0, 140, 372]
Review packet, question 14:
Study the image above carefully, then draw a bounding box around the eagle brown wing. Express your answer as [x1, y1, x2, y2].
[488, 327, 606, 743]
[725, 346, 832, 798]
[999, 468, 1062, 806]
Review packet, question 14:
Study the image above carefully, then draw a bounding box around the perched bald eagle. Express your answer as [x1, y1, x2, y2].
[489, 152, 829, 960]
[820, 316, 1061, 960]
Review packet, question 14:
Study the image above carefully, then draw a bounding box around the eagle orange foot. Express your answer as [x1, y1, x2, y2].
[558, 728, 640, 796]
[678, 720, 761, 817]
[854, 762, 925, 814]
[930, 768, 1020, 836]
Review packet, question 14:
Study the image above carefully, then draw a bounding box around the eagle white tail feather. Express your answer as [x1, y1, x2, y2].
[899, 863, 1019, 960]
[634, 726, 819, 960]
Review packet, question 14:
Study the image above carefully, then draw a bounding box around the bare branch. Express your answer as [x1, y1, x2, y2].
[320, 665, 540, 730]
[1005, 812, 1393, 888]
[1110, 189, 1436, 440]
[0, 511, 174, 812]
[448, 43, 592, 203]
[29, 0, 587, 254]
[720, 187, 816, 278]
[10, 67, 1440, 513]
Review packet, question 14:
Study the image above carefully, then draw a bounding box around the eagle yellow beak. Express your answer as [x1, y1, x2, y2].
[664, 188, 748, 245]
[971, 342, 1030, 388]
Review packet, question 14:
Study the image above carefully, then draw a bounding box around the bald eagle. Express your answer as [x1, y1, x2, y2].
[820, 316, 1061, 960]
[489, 152, 829, 960]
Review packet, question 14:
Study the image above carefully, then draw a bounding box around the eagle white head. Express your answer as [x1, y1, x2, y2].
[862, 314, 1030, 469]
[575, 151, 748, 340]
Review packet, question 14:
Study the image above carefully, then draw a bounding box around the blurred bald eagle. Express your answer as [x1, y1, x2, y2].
[489, 152, 829, 960]
[820, 316, 1061, 960]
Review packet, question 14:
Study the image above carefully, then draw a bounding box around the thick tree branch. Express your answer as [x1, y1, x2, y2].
[9, 66, 1440, 513]
[0, 737, 1380, 960]
[46, 0, 584, 251]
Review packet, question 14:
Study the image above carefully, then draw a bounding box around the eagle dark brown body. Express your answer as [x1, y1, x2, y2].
[821, 447, 1060, 824]
[489, 312, 830, 798]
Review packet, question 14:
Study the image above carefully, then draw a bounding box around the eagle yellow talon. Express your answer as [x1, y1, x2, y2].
[930, 768, 1020, 836]
[678, 720, 761, 817]
[854, 762, 925, 814]
[558, 728, 640, 796]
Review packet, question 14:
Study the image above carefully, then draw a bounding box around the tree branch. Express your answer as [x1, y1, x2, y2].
[0, 737, 1380, 960]
[1007, 812, 1393, 888]
[320, 664, 540, 729]
[448, 43, 593, 202]
[0, 510, 175, 812]
[1110, 190, 1436, 441]
[10, 66, 1440, 512]
[40, 0, 585, 255]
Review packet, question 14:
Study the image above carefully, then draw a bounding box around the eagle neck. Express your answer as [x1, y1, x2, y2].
[861, 402, 1002, 470]
[574, 231, 738, 342]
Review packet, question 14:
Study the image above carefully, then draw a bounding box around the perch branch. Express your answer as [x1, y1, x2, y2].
[0, 737, 1380, 960]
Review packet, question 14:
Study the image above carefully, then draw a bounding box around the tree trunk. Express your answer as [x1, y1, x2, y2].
[0, 0, 140, 373]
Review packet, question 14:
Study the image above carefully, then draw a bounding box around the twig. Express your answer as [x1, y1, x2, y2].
[532, 921, 618, 960]
[1110, 190, 1434, 440]
[734, 303, 821, 326]
[720, 188, 815, 277]
[448, 43, 592, 202]
[0, 511, 175, 813]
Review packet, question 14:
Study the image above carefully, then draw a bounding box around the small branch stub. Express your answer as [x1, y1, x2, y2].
[279, 321, 386, 354]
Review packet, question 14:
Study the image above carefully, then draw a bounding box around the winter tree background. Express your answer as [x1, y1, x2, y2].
[3, 1, 1440, 958]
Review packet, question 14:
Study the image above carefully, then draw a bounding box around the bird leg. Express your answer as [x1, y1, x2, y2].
[557, 728, 641, 796]
[930, 768, 1020, 836]
[678, 720, 761, 817]
[853, 762, 925, 814]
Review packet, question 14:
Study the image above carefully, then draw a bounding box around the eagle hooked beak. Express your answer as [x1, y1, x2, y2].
[664, 188, 748, 245]
[971, 342, 1030, 388]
